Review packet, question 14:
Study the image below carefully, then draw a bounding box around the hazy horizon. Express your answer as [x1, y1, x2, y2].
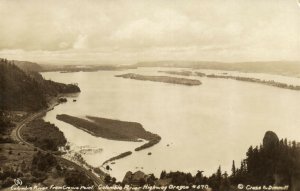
[0, 0, 300, 65]
[8, 59, 300, 66]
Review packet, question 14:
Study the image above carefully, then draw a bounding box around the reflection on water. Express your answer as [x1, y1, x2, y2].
[42, 68, 300, 180]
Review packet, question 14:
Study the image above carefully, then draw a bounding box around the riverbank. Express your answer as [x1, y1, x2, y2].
[1, 96, 104, 188]
[115, 73, 201, 86]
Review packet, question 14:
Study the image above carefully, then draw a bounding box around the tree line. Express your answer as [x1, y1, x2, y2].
[120, 131, 300, 191]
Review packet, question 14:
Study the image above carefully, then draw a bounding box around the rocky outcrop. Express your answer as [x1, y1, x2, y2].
[263, 131, 279, 150]
[122, 171, 149, 185]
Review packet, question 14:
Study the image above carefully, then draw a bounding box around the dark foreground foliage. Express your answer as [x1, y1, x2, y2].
[124, 131, 300, 191]
[22, 119, 67, 151]
[0, 112, 14, 134]
[64, 170, 94, 187]
[31, 151, 58, 172]
[0, 58, 80, 111]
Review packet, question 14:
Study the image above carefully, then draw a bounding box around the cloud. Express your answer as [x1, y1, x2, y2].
[0, 0, 299, 63]
[73, 34, 88, 49]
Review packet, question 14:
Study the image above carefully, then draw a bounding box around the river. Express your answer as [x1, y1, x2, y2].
[42, 67, 300, 181]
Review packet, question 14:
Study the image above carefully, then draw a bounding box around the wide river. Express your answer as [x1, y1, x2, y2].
[42, 68, 300, 181]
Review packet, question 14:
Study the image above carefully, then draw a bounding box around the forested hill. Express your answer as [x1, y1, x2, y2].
[0, 58, 80, 111]
[13, 60, 43, 72]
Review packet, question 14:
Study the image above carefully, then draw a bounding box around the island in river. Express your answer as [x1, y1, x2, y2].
[158, 70, 193, 76]
[206, 74, 300, 91]
[115, 73, 201, 86]
[56, 114, 161, 151]
[159, 69, 300, 91]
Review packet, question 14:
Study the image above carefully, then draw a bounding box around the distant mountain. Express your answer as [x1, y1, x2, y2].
[0, 58, 80, 111]
[135, 61, 300, 77]
[12, 60, 43, 72]
[41, 64, 137, 72]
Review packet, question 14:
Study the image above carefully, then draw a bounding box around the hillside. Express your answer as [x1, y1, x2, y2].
[0, 58, 80, 111]
[0, 60, 47, 111]
[13, 60, 43, 72]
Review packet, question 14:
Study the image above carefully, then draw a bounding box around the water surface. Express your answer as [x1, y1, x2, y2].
[42, 68, 300, 180]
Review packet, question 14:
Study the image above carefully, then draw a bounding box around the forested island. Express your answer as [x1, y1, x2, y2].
[56, 114, 161, 151]
[206, 74, 300, 91]
[159, 69, 300, 91]
[158, 70, 193, 76]
[115, 73, 201, 86]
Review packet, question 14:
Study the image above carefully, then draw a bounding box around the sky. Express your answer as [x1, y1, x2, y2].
[0, 0, 299, 64]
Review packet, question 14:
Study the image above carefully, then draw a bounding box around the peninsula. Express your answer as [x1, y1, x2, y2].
[56, 114, 161, 151]
[115, 73, 201, 86]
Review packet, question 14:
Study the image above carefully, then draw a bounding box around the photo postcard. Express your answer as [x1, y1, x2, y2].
[0, 0, 299, 191]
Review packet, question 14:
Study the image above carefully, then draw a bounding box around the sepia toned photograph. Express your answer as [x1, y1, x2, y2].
[0, 0, 300, 190]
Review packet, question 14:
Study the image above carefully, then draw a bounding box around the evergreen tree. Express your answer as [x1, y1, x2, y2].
[231, 160, 236, 176]
[220, 172, 230, 191]
[160, 170, 167, 179]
